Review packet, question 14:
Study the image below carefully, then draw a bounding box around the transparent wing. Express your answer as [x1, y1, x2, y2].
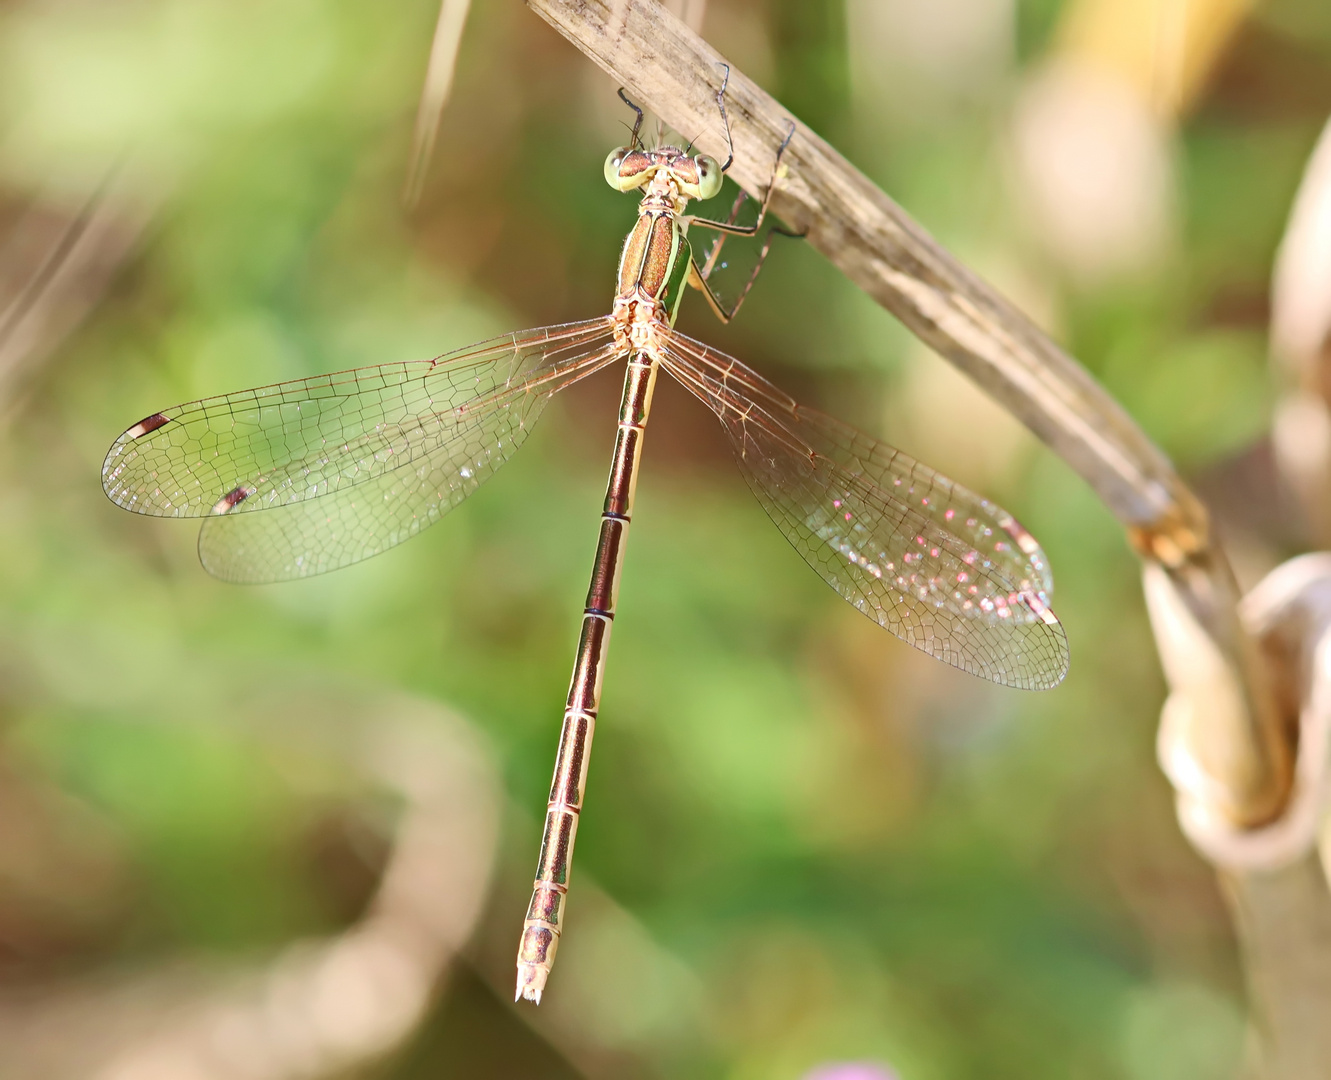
[104, 318, 624, 582]
[655, 327, 1068, 690]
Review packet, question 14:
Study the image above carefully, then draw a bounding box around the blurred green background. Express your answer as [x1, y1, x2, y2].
[1, 0, 1328, 1076]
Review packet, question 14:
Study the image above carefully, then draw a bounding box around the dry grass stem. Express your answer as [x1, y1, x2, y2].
[404, 0, 473, 208]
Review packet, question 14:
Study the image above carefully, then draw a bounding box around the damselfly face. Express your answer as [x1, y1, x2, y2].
[603, 144, 723, 203]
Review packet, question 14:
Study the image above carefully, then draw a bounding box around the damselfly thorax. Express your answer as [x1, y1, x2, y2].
[101, 78, 1068, 1008]
[608, 144, 721, 350]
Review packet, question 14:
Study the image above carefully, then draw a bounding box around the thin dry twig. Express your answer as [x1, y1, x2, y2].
[403, 0, 473, 209]
[0, 176, 149, 415]
[0, 692, 500, 1080]
[1270, 116, 1331, 546]
[525, 0, 1292, 826]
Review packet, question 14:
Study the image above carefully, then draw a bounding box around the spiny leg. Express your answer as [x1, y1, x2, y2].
[697, 187, 752, 281]
[714, 61, 737, 173]
[684, 63, 797, 238]
[616, 86, 645, 150]
[687, 120, 801, 324]
[681, 64, 803, 322]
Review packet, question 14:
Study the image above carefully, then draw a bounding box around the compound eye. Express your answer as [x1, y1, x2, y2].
[603, 146, 632, 189]
[695, 154, 723, 200]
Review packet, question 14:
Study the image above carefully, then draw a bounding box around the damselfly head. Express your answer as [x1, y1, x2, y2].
[603, 145, 723, 202]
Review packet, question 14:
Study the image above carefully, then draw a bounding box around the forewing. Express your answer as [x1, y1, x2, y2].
[103, 318, 624, 582]
[196, 400, 527, 582]
[104, 319, 618, 517]
[657, 328, 1068, 690]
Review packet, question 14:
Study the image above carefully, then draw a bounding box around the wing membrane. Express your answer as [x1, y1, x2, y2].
[655, 327, 1068, 690]
[104, 318, 624, 582]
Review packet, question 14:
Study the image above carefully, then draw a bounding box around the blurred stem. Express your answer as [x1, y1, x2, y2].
[1056, 0, 1258, 119]
[1223, 856, 1331, 1077]
[404, 0, 473, 208]
[525, 0, 1293, 825]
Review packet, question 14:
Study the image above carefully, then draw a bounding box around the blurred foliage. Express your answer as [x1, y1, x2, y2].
[1, 0, 1329, 1077]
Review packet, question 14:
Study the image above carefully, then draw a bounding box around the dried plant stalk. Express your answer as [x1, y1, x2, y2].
[403, 0, 474, 208]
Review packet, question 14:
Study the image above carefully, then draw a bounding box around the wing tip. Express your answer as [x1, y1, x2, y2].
[1026, 610, 1070, 692]
[126, 413, 170, 439]
[1017, 587, 1069, 690]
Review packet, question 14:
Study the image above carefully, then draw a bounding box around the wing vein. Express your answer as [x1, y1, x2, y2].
[654, 325, 1067, 689]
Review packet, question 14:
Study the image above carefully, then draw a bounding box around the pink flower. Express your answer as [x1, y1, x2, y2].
[802, 1064, 899, 1080]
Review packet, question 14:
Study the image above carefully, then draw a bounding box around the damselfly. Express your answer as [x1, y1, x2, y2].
[102, 77, 1068, 1005]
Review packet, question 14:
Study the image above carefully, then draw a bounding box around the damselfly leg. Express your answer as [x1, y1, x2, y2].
[682, 66, 803, 322]
[616, 86, 645, 150]
[687, 143, 801, 325]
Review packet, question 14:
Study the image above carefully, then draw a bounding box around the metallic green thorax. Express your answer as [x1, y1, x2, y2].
[614, 211, 695, 327]
[661, 229, 693, 325]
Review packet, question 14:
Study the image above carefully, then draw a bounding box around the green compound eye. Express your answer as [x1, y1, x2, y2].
[695, 155, 723, 200]
[603, 146, 631, 189]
